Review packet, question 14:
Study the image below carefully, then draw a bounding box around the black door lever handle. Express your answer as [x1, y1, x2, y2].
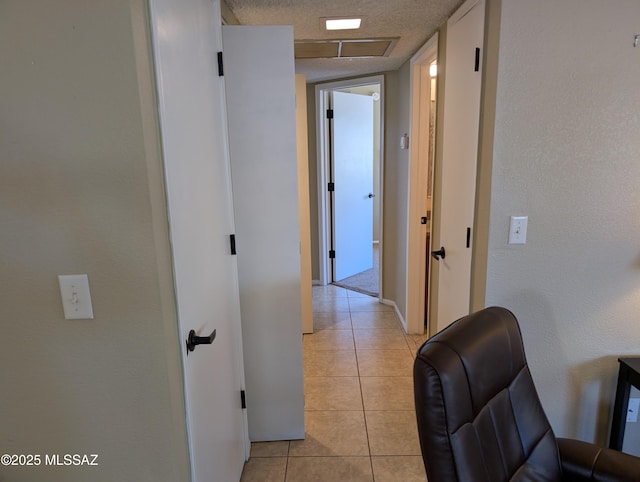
[186, 329, 216, 354]
[431, 247, 446, 260]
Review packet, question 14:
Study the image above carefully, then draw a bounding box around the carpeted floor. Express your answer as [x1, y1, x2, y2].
[333, 245, 379, 297]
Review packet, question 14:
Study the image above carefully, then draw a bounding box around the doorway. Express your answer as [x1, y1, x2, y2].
[316, 76, 384, 298]
[429, 0, 485, 334]
[406, 34, 438, 335]
[406, 0, 485, 336]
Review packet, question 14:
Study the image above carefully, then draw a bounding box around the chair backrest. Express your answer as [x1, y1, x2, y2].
[413, 307, 563, 481]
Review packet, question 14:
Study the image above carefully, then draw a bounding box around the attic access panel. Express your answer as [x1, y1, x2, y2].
[295, 40, 340, 59]
[294, 38, 397, 59]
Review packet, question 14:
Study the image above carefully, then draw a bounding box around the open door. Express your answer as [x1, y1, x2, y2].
[406, 35, 438, 335]
[430, 0, 485, 333]
[332, 91, 375, 281]
[150, 0, 247, 480]
[223, 25, 305, 442]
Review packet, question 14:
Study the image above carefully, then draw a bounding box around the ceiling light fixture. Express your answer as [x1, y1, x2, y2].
[325, 18, 362, 31]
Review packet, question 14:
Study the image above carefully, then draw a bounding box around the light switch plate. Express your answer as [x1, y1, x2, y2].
[58, 274, 94, 319]
[508, 216, 528, 244]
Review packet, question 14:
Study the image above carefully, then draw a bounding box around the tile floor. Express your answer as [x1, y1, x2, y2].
[240, 285, 429, 482]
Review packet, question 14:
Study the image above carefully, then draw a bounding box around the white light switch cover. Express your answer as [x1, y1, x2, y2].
[58, 274, 94, 319]
[508, 216, 528, 244]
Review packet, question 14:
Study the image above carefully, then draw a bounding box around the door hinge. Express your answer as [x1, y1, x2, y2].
[474, 48, 480, 72]
[329, 250, 335, 259]
[230, 234, 237, 255]
[240, 390, 246, 409]
[217, 51, 224, 76]
[328, 182, 335, 192]
[326, 109, 334, 119]
[466, 227, 471, 248]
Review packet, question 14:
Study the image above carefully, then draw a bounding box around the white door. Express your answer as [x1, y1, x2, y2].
[223, 25, 305, 442]
[332, 91, 375, 281]
[432, 0, 485, 332]
[149, 0, 247, 480]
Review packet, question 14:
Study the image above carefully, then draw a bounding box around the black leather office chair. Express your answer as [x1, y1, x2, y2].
[413, 306, 640, 481]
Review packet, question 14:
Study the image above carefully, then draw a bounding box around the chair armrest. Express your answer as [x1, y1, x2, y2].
[557, 437, 640, 481]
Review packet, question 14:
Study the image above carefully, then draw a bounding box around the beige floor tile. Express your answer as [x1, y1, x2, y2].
[346, 290, 374, 299]
[303, 330, 354, 351]
[407, 333, 428, 345]
[313, 311, 352, 331]
[406, 334, 429, 354]
[365, 411, 422, 456]
[289, 411, 369, 456]
[240, 457, 286, 482]
[356, 349, 414, 377]
[353, 329, 410, 350]
[304, 350, 358, 377]
[313, 297, 350, 313]
[348, 297, 394, 312]
[304, 376, 363, 410]
[250, 441, 289, 458]
[312, 285, 349, 298]
[285, 456, 373, 482]
[360, 376, 414, 410]
[371, 456, 427, 482]
[350, 311, 402, 330]
[301, 278, 426, 475]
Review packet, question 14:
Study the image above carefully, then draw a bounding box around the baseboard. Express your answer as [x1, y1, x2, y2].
[381, 298, 408, 333]
[312, 279, 322, 286]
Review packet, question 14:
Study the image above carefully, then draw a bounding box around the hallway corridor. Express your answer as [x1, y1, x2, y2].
[241, 285, 428, 481]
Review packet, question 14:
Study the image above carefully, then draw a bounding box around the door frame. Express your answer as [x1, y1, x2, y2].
[315, 75, 385, 298]
[406, 34, 439, 335]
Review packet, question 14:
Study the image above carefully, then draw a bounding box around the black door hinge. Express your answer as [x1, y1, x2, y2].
[329, 250, 336, 259]
[326, 109, 334, 119]
[217, 51, 224, 76]
[240, 390, 246, 409]
[328, 182, 335, 192]
[474, 48, 480, 72]
[466, 227, 471, 248]
[230, 234, 237, 255]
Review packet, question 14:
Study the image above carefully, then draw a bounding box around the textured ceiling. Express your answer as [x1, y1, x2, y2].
[224, 0, 465, 83]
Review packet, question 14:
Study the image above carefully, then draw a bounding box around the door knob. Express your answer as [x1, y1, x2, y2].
[368, 193, 375, 198]
[431, 247, 446, 260]
[186, 329, 216, 354]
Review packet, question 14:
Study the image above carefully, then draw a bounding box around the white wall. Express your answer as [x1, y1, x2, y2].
[0, 1, 189, 480]
[485, 0, 640, 443]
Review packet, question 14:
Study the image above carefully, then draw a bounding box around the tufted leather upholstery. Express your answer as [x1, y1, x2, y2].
[413, 306, 640, 482]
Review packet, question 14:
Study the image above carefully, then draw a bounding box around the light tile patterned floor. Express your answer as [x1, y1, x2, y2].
[241, 285, 429, 481]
